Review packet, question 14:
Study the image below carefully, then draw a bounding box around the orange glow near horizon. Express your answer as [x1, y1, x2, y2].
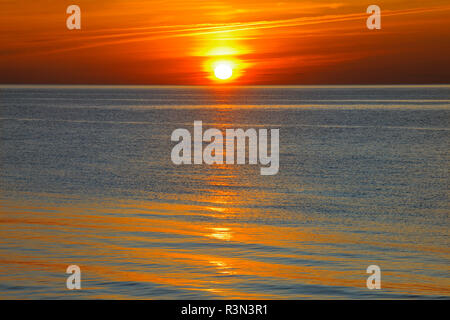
[197, 43, 250, 83]
[0, 0, 449, 84]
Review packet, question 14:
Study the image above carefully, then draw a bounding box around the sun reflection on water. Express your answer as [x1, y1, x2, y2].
[207, 227, 233, 241]
[210, 260, 234, 275]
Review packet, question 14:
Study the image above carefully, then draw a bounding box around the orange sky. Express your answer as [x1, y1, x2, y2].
[1, 0, 449, 85]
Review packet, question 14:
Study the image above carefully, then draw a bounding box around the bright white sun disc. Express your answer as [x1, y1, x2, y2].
[214, 64, 233, 80]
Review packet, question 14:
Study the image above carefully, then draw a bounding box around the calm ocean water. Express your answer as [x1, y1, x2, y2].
[0, 86, 449, 299]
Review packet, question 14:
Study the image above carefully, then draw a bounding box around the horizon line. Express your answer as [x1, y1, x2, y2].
[1, 84, 450, 89]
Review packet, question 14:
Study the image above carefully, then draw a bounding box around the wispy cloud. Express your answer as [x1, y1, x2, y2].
[4, 4, 449, 57]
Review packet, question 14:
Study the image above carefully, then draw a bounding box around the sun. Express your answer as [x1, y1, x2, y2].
[204, 56, 243, 82]
[214, 63, 233, 80]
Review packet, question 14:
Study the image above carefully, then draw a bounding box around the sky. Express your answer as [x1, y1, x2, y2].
[1, 0, 450, 85]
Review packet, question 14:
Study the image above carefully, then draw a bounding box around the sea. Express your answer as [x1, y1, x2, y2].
[0, 85, 448, 299]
